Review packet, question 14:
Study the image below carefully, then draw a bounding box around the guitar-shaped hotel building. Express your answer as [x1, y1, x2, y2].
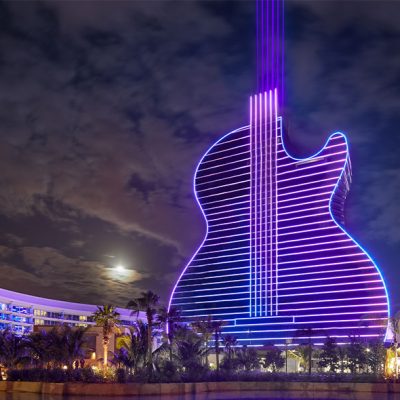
[169, 0, 389, 346]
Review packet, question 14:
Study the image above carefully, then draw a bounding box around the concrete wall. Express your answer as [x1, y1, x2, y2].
[1, 380, 400, 396]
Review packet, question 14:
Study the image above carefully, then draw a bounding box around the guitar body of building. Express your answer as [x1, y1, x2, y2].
[169, 0, 389, 346]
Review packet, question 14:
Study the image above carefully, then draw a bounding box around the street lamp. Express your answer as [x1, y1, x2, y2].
[285, 338, 293, 373]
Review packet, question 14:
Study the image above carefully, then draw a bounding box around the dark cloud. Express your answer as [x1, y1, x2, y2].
[0, 0, 398, 310]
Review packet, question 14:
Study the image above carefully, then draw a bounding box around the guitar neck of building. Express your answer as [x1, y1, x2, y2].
[249, 89, 281, 318]
[257, 0, 284, 108]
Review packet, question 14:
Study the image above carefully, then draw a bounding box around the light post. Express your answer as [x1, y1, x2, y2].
[285, 338, 292, 373]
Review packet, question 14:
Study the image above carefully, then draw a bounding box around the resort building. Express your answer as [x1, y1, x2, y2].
[0, 287, 141, 335]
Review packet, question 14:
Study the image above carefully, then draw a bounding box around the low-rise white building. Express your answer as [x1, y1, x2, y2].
[0, 288, 142, 335]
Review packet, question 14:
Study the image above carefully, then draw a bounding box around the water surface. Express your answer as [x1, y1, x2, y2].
[1, 391, 400, 400]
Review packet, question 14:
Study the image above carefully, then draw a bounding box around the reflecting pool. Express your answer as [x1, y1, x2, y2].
[1, 392, 400, 400]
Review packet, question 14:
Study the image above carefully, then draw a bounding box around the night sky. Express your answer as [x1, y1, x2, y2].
[0, 1, 399, 312]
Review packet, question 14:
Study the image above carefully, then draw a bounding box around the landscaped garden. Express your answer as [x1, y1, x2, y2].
[0, 290, 398, 384]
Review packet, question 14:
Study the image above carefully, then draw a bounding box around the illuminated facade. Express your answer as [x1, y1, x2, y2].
[169, 90, 389, 346]
[0, 288, 140, 336]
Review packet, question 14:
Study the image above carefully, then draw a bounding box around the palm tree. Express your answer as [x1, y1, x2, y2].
[174, 336, 208, 375]
[236, 346, 259, 371]
[223, 335, 237, 363]
[210, 319, 226, 371]
[294, 327, 323, 375]
[63, 325, 88, 368]
[93, 305, 121, 368]
[157, 306, 181, 362]
[192, 315, 214, 366]
[26, 330, 53, 368]
[127, 290, 159, 368]
[389, 315, 400, 380]
[0, 328, 27, 370]
[116, 320, 148, 375]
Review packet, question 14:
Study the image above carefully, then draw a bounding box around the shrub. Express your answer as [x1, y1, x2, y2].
[116, 368, 126, 383]
[6, 367, 104, 383]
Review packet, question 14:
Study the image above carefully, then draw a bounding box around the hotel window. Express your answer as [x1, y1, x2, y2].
[34, 309, 47, 317]
[79, 315, 87, 321]
[34, 318, 44, 325]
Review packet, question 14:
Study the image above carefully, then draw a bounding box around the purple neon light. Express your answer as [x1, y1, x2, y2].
[169, 0, 389, 346]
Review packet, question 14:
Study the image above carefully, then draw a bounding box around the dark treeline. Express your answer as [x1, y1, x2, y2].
[0, 291, 396, 383]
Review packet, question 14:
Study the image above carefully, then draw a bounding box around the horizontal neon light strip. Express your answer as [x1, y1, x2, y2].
[184, 264, 248, 275]
[224, 318, 386, 334]
[206, 201, 250, 216]
[289, 309, 387, 318]
[214, 132, 249, 147]
[277, 159, 345, 177]
[178, 296, 387, 316]
[198, 186, 249, 200]
[279, 259, 370, 273]
[176, 282, 249, 294]
[223, 325, 384, 336]
[207, 219, 335, 236]
[281, 304, 387, 313]
[278, 150, 347, 167]
[231, 317, 386, 329]
[207, 224, 250, 235]
[194, 250, 249, 263]
[280, 286, 383, 299]
[202, 227, 346, 248]
[278, 180, 336, 195]
[279, 279, 381, 293]
[278, 190, 332, 204]
[196, 164, 249, 181]
[280, 272, 378, 286]
[209, 218, 249, 229]
[278, 204, 329, 217]
[279, 232, 347, 245]
[202, 143, 249, 157]
[229, 312, 387, 329]
[279, 219, 334, 230]
[279, 252, 366, 266]
[179, 266, 375, 291]
[278, 211, 329, 223]
[196, 172, 250, 188]
[203, 198, 250, 212]
[255, 176, 337, 194]
[250, 240, 354, 255]
[281, 295, 386, 307]
[179, 305, 248, 312]
[174, 296, 248, 306]
[279, 167, 343, 183]
[279, 266, 374, 279]
[200, 178, 339, 202]
[279, 226, 339, 237]
[197, 245, 249, 257]
[280, 244, 358, 258]
[176, 286, 385, 306]
[197, 179, 250, 194]
[277, 141, 346, 159]
[175, 290, 249, 301]
[278, 197, 327, 211]
[177, 276, 247, 288]
[280, 238, 351, 251]
[208, 210, 249, 223]
[201, 194, 249, 207]
[198, 157, 250, 173]
[176, 274, 381, 298]
[202, 237, 249, 249]
[205, 232, 249, 242]
[201, 150, 249, 165]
